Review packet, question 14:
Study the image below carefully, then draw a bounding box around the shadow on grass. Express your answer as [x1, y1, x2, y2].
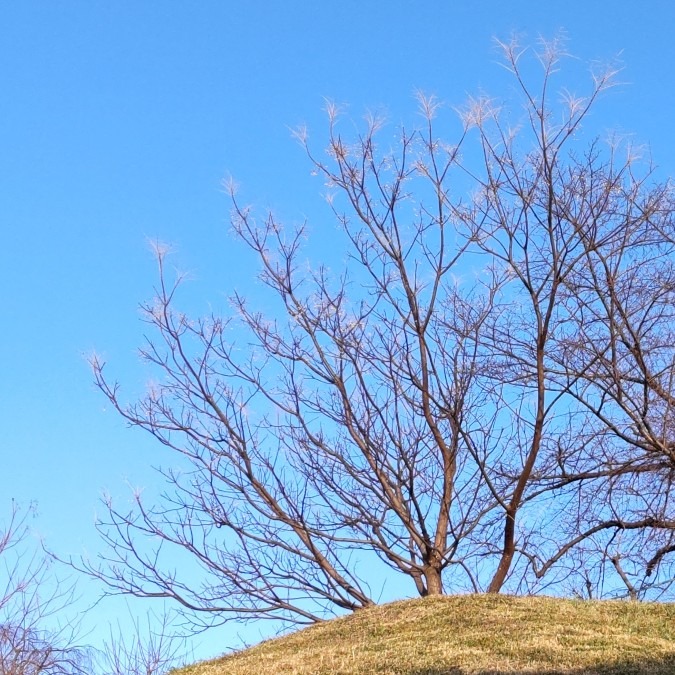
[409, 654, 675, 675]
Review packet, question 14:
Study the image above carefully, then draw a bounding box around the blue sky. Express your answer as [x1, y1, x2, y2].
[2, 0, 675, 664]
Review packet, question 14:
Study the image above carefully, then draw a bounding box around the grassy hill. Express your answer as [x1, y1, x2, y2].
[172, 594, 675, 674]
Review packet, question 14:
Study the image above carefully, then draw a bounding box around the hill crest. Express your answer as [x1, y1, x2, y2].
[172, 594, 675, 674]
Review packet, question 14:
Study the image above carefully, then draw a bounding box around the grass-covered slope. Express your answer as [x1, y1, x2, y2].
[172, 594, 675, 674]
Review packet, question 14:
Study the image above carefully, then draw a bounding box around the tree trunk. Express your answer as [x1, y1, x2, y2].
[487, 509, 516, 593]
[423, 565, 443, 596]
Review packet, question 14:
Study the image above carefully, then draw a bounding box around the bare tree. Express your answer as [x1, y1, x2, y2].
[96, 610, 187, 675]
[546, 136, 675, 599]
[85, 36, 675, 631]
[0, 502, 89, 675]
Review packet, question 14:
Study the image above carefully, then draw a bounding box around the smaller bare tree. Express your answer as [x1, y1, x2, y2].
[97, 610, 187, 675]
[0, 502, 90, 675]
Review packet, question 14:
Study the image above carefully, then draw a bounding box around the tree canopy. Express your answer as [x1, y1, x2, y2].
[87, 38, 675, 631]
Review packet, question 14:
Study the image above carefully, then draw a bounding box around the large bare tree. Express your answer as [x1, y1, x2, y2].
[86, 37, 675, 630]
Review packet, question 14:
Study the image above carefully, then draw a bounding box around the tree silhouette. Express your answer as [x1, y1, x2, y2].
[85, 37, 675, 630]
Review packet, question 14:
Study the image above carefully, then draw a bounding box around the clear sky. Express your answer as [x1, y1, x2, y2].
[2, 0, 675, 665]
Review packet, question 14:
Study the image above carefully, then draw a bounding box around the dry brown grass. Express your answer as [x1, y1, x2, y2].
[171, 594, 675, 674]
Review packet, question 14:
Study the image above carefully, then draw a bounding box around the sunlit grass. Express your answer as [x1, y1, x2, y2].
[171, 594, 675, 674]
